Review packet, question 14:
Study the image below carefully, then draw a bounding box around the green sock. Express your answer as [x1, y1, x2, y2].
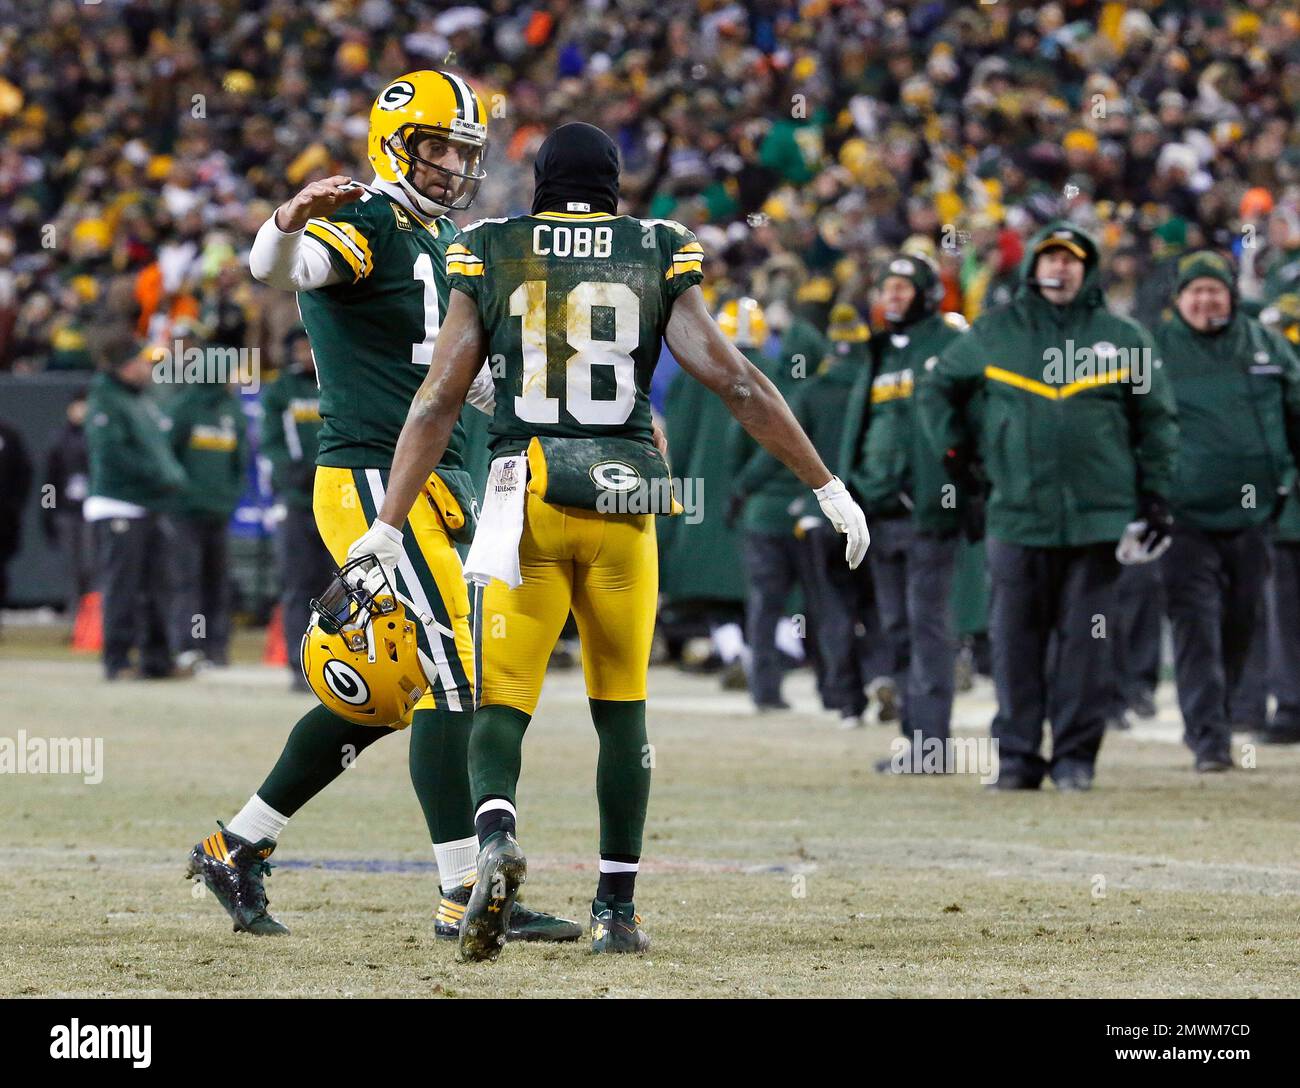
[469, 704, 532, 807]
[408, 707, 475, 843]
[257, 703, 396, 817]
[591, 698, 651, 858]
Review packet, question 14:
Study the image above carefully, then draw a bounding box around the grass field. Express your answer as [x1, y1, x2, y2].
[2, 622, 1299, 998]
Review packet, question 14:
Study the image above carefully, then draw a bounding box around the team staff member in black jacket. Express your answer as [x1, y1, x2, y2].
[920, 223, 1179, 791]
[1155, 251, 1300, 771]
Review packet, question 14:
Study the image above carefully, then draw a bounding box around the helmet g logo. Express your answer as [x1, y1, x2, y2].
[590, 461, 641, 493]
[322, 660, 370, 705]
[377, 81, 416, 111]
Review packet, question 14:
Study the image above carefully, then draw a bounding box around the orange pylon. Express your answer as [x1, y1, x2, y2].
[70, 592, 103, 653]
[263, 604, 288, 666]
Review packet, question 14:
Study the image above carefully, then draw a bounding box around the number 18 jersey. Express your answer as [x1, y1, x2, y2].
[446, 211, 705, 456]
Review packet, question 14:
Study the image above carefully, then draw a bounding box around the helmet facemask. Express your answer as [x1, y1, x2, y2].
[385, 122, 486, 218]
[310, 556, 398, 653]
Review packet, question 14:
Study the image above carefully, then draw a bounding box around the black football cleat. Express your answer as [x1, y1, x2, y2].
[435, 877, 581, 943]
[457, 832, 527, 963]
[185, 823, 288, 935]
[590, 898, 651, 954]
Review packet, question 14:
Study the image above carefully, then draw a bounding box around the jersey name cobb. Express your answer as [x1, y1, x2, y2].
[532, 224, 613, 258]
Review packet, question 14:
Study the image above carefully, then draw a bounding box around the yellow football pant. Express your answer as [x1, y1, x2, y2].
[480, 491, 657, 715]
[313, 466, 475, 716]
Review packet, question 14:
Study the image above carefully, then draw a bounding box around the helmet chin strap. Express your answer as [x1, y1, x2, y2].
[370, 170, 450, 221]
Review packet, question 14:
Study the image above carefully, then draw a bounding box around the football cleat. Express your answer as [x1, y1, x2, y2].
[590, 898, 651, 954]
[185, 823, 288, 935]
[435, 877, 581, 943]
[457, 831, 527, 963]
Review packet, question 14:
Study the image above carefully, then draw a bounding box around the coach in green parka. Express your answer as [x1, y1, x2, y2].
[918, 222, 1179, 790]
[842, 253, 970, 768]
[1155, 251, 1300, 770]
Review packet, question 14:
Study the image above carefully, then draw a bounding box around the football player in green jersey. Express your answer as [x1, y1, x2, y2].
[355, 122, 870, 959]
[186, 71, 578, 945]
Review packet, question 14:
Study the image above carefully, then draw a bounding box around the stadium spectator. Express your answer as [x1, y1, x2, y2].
[84, 344, 188, 680]
[1155, 251, 1300, 771]
[919, 222, 1178, 791]
[260, 327, 333, 692]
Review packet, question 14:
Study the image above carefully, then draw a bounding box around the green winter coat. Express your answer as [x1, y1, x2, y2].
[85, 371, 187, 510]
[774, 317, 830, 388]
[168, 384, 249, 520]
[918, 222, 1180, 548]
[259, 369, 322, 510]
[657, 366, 746, 603]
[1157, 312, 1300, 532]
[729, 347, 808, 535]
[842, 311, 969, 533]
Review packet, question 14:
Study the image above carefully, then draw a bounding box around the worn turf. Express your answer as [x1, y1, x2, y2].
[1, 625, 1297, 998]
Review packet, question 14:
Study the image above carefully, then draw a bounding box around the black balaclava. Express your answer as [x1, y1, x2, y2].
[531, 122, 620, 215]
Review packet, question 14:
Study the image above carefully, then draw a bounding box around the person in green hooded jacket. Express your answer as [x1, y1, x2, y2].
[841, 253, 971, 768]
[1155, 251, 1300, 768]
[166, 360, 251, 668]
[919, 221, 1179, 790]
[1258, 300, 1300, 745]
[723, 297, 822, 711]
[84, 345, 190, 679]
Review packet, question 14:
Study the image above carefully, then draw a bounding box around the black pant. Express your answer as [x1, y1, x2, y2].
[743, 530, 815, 705]
[798, 525, 890, 715]
[96, 514, 173, 675]
[1108, 561, 1163, 714]
[867, 517, 958, 741]
[170, 515, 233, 665]
[52, 511, 97, 618]
[1268, 542, 1300, 729]
[277, 504, 336, 681]
[986, 538, 1120, 782]
[1161, 523, 1269, 761]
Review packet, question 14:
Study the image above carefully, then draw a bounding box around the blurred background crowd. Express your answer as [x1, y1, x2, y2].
[1, 0, 1300, 753]
[2, 0, 1300, 376]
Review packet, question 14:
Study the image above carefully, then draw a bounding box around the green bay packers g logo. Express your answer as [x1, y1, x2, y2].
[322, 660, 370, 705]
[590, 460, 641, 492]
[377, 81, 416, 111]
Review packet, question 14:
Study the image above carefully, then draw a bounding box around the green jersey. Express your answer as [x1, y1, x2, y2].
[446, 210, 705, 455]
[296, 184, 468, 474]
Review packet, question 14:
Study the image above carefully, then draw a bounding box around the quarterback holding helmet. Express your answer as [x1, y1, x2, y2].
[185, 71, 578, 945]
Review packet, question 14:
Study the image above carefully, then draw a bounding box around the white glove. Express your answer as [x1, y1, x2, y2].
[344, 520, 404, 593]
[813, 476, 870, 569]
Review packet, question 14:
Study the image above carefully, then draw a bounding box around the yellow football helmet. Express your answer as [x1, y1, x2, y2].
[368, 70, 487, 218]
[717, 297, 768, 348]
[300, 557, 429, 728]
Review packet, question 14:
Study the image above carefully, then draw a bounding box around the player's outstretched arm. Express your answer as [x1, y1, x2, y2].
[665, 284, 869, 566]
[249, 175, 363, 292]
[375, 288, 488, 534]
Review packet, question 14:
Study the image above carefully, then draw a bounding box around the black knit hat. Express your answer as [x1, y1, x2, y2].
[531, 122, 620, 215]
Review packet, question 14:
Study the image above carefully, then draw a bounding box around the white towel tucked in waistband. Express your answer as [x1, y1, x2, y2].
[463, 455, 527, 589]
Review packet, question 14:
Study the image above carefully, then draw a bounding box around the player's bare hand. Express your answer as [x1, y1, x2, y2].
[274, 175, 364, 233]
